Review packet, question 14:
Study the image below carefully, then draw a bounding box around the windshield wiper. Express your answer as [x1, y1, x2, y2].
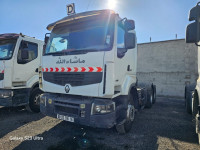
[45, 48, 104, 56]
[44, 51, 66, 56]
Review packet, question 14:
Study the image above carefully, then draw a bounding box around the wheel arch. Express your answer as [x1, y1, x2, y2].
[30, 82, 39, 93]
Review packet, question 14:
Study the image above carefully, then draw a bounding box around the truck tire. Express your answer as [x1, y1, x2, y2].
[152, 85, 156, 104]
[116, 94, 135, 134]
[193, 91, 199, 119]
[145, 88, 153, 108]
[185, 91, 193, 114]
[26, 87, 42, 113]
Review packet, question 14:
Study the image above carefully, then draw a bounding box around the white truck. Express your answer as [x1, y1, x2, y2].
[0, 33, 43, 112]
[40, 7, 156, 133]
[186, 2, 200, 144]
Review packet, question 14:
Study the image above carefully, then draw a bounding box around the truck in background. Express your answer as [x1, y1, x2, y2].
[40, 6, 156, 133]
[0, 33, 43, 112]
[186, 2, 200, 144]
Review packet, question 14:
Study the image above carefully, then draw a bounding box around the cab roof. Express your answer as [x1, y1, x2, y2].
[47, 9, 115, 31]
[0, 33, 20, 40]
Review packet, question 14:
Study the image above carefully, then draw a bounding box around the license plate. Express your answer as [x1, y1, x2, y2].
[57, 114, 74, 122]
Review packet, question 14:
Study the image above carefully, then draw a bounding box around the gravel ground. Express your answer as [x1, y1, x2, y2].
[0, 97, 199, 150]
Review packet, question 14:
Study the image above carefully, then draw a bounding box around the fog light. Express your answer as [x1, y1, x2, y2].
[48, 99, 52, 104]
[80, 104, 85, 109]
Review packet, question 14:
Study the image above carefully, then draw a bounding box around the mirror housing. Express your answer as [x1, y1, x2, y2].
[21, 42, 28, 49]
[21, 50, 29, 60]
[189, 4, 200, 21]
[124, 20, 135, 31]
[44, 33, 50, 44]
[43, 33, 50, 55]
[125, 32, 136, 49]
[186, 22, 200, 43]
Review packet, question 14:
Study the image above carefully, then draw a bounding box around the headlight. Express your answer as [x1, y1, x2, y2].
[0, 90, 13, 98]
[92, 101, 115, 115]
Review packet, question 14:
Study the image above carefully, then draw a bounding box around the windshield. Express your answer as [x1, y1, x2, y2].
[0, 39, 16, 60]
[45, 14, 115, 55]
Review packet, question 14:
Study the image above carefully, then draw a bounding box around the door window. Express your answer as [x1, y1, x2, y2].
[117, 26, 125, 49]
[17, 41, 38, 64]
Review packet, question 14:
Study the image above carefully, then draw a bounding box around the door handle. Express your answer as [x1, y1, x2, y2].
[127, 65, 132, 71]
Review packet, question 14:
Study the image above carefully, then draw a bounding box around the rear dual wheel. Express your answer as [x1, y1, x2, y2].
[152, 85, 156, 104]
[146, 88, 153, 108]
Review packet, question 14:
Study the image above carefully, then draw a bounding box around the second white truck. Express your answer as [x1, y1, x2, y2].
[0, 33, 43, 112]
[186, 2, 200, 144]
[40, 8, 156, 133]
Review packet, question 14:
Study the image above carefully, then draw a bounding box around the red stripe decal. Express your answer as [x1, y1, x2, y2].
[96, 67, 102, 72]
[67, 67, 71, 72]
[88, 67, 94, 72]
[45, 68, 48, 72]
[50, 68, 53, 72]
[2, 70, 4, 73]
[55, 67, 59, 72]
[42, 68, 44, 72]
[81, 67, 86, 72]
[61, 67, 65, 72]
[74, 67, 78, 72]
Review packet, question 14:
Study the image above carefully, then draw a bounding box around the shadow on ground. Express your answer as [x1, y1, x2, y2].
[0, 106, 43, 139]
[12, 97, 200, 150]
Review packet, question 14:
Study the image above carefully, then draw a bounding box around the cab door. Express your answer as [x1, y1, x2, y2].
[12, 39, 39, 87]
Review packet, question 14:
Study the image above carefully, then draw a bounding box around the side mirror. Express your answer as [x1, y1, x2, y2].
[43, 33, 50, 55]
[44, 34, 50, 44]
[21, 50, 29, 60]
[189, 4, 200, 21]
[125, 32, 136, 49]
[186, 3, 200, 44]
[124, 20, 135, 31]
[21, 42, 28, 49]
[186, 22, 200, 43]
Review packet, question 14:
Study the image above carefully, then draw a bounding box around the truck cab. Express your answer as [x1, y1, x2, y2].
[186, 2, 200, 144]
[0, 33, 43, 112]
[40, 9, 156, 133]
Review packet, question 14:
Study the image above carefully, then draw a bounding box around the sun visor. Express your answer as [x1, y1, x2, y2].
[0, 33, 20, 40]
[46, 10, 115, 31]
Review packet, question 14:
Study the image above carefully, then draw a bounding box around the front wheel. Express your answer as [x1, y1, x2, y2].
[116, 94, 135, 134]
[26, 87, 42, 113]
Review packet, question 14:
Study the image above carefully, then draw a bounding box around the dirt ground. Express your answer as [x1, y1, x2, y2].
[0, 97, 200, 150]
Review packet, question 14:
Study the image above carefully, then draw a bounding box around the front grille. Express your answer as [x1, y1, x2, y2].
[55, 105, 79, 115]
[55, 101, 79, 107]
[43, 72, 102, 86]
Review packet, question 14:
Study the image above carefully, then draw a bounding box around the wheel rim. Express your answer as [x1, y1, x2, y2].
[127, 104, 135, 121]
[34, 94, 40, 105]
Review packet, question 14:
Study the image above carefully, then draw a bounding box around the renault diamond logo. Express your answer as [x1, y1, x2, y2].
[65, 85, 70, 93]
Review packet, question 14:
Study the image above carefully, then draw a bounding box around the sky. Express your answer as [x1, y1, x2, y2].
[0, 0, 198, 43]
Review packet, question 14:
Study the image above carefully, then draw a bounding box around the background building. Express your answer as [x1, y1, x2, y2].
[137, 39, 198, 98]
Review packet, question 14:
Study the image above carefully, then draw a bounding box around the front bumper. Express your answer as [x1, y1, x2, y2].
[40, 93, 118, 128]
[0, 89, 30, 107]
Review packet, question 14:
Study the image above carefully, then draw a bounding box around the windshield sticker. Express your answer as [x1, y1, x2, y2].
[56, 56, 85, 64]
